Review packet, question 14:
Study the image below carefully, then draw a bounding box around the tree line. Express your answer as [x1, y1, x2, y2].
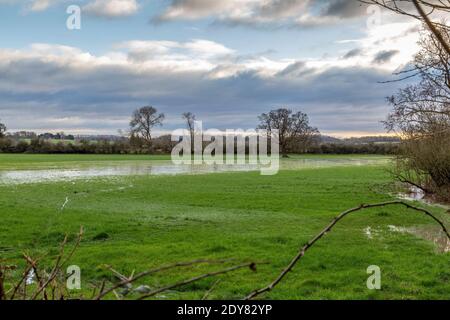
[0, 108, 399, 156]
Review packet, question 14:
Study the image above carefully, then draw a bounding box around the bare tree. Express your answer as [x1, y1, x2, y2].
[386, 26, 450, 133]
[129, 106, 165, 146]
[182, 112, 196, 153]
[258, 108, 319, 157]
[0, 120, 6, 138]
[361, 0, 450, 55]
[384, 25, 450, 200]
[360, 1, 450, 200]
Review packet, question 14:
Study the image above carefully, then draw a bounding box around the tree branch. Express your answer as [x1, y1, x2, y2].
[138, 262, 258, 300]
[245, 200, 449, 300]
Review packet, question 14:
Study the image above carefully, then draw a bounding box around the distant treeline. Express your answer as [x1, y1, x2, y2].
[0, 135, 398, 155]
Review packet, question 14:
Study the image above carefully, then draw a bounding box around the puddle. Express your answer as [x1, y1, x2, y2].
[0, 163, 259, 184]
[364, 226, 373, 239]
[26, 269, 35, 285]
[398, 186, 426, 201]
[388, 225, 450, 253]
[397, 186, 450, 210]
[0, 158, 387, 185]
[282, 158, 387, 167]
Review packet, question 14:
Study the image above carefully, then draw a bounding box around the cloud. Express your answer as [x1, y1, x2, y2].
[322, 0, 366, 19]
[1, 0, 140, 16]
[343, 48, 363, 59]
[29, 0, 57, 11]
[156, 0, 370, 27]
[0, 37, 412, 135]
[83, 0, 139, 17]
[372, 49, 400, 64]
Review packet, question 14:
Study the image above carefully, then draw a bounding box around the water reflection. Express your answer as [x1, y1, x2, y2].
[0, 158, 387, 185]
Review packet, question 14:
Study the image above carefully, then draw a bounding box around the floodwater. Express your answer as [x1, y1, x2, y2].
[398, 186, 450, 210]
[0, 157, 387, 185]
[388, 225, 450, 253]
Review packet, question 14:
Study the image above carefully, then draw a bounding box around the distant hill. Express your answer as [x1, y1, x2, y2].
[320, 135, 400, 145]
[319, 135, 343, 144]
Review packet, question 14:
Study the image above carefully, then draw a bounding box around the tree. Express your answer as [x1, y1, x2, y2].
[362, 0, 450, 55]
[0, 119, 6, 138]
[129, 106, 165, 145]
[182, 112, 196, 153]
[386, 26, 450, 134]
[385, 26, 450, 200]
[258, 108, 319, 157]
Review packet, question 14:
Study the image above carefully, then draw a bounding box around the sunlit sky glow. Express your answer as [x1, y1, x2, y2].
[0, 0, 426, 137]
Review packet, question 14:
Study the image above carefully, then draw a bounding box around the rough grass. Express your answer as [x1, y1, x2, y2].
[0, 154, 448, 300]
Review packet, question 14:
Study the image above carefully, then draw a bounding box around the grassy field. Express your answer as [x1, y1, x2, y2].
[0, 154, 448, 300]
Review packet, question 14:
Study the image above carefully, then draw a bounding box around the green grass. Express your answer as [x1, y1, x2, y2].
[0, 154, 448, 300]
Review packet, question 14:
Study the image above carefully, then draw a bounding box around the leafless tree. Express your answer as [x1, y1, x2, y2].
[129, 106, 165, 146]
[258, 108, 319, 157]
[182, 112, 196, 153]
[0, 119, 6, 138]
[361, 0, 450, 55]
[384, 25, 450, 200]
[386, 27, 450, 133]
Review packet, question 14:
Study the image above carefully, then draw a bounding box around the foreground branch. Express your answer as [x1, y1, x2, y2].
[31, 226, 83, 300]
[138, 262, 257, 300]
[95, 258, 235, 300]
[245, 200, 449, 300]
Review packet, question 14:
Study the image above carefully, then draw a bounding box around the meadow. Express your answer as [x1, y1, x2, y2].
[0, 154, 448, 300]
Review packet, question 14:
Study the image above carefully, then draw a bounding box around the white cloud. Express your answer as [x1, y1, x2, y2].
[157, 0, 367, 27]
[0, 36, 413, 135]
[29, 0, 54, 11]
[83, 0, 139, 17]
[1, 0, 140, 16]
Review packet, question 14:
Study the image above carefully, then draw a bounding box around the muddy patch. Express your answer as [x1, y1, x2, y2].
[397, 186, 450, 210]
[363, 224, 449, 253]
[388, 225, 450, 253]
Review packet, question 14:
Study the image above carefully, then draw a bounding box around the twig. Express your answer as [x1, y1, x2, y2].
[202, 279, 221, 300]
[0, 267, 5, 300]
[245, 200, 449, 300]
[31, 226, 83, 300]
[137, 262, 258, 300]
[95, 258, 235, 300]
[23, 254, 46, 300]
[10, 263, 34, 300]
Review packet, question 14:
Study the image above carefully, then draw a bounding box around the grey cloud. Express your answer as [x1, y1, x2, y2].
[0, 51, 409, 135]
[343, 48, 363, 59]
[258, 0, 311, 19]
[156, 0, 372, 28]
[372, 50, 400, 64]
[276, 61, 311, 77]
[322, 0, 367, 19]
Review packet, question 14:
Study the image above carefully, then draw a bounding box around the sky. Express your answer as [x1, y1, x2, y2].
[0, 0, 426, 137]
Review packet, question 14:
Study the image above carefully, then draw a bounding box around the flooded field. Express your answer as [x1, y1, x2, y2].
[1, 154, 448, 300]
[0, 157, 389, 185]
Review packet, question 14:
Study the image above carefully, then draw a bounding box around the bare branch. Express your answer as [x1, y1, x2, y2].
[138, 262, 258, 300]
[95, 258, 235, 300]
[245, 200, 449, 300]
[31, 226, 83, 300]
